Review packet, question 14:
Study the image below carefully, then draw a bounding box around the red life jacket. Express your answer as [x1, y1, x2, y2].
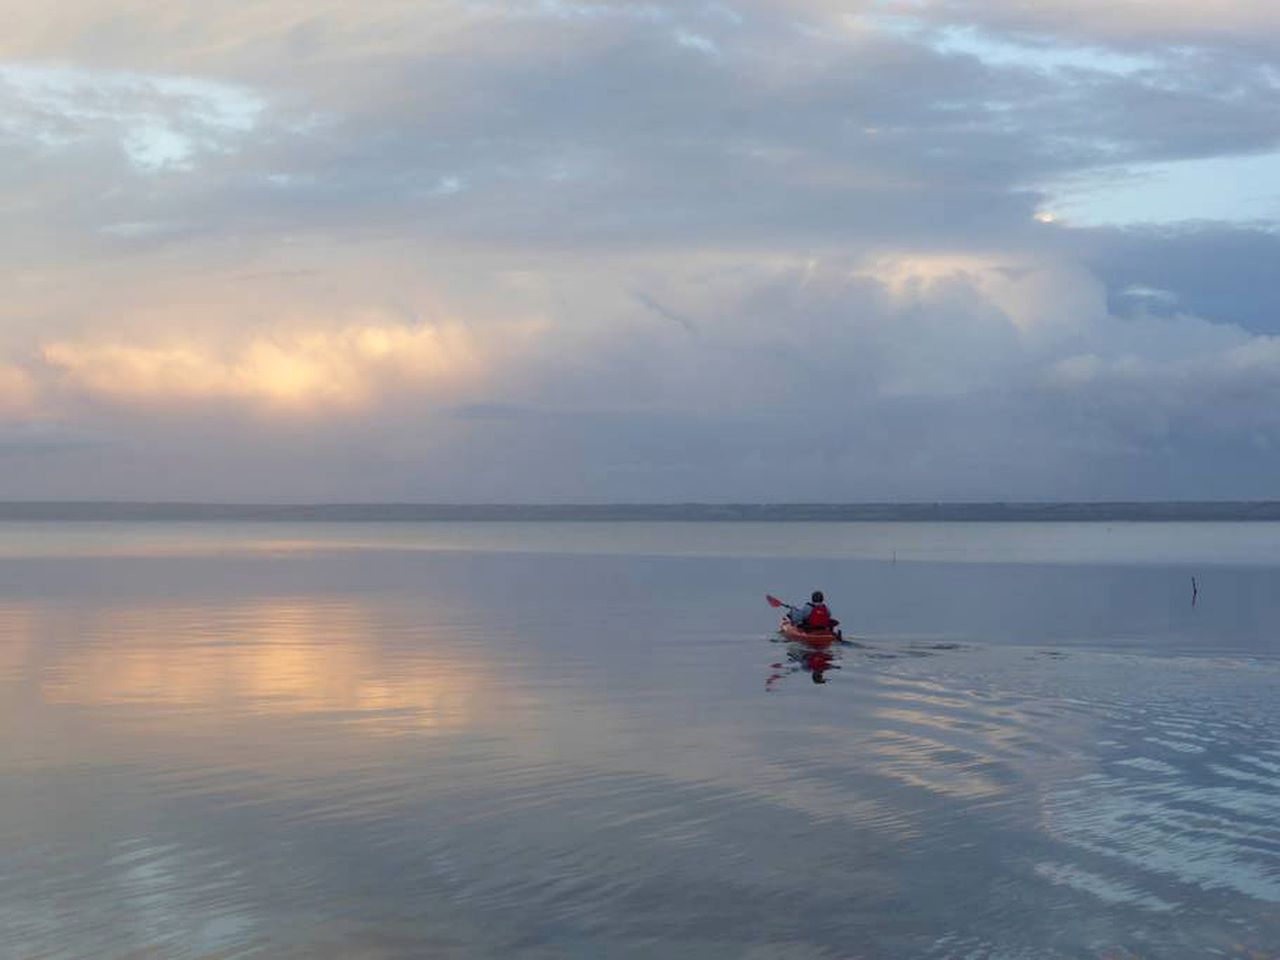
[807, 603, 832, 628]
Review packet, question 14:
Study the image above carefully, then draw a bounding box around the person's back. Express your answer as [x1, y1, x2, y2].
[791, 590, 836, 630]
[807, 599, 832, 629]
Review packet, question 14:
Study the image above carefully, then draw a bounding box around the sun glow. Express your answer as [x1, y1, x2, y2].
[857, 252, 1105, 336]
[40, 320, 486, 411]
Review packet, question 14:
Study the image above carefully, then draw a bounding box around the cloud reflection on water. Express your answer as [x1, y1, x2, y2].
[31, 598, 486, 737]
[2, 546, 1279, 958]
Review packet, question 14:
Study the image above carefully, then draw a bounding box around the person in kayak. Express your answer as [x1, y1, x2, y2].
[788, 591, 838, 632]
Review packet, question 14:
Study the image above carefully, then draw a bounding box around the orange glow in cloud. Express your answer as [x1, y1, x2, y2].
[40, 320, 487, 411]
[857, 252, 1005, 293]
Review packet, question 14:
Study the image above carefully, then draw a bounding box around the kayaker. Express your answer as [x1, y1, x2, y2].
[788, 591, 838, 632]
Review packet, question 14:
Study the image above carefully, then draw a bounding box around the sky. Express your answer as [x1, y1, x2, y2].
[2, 0, 1280, 502]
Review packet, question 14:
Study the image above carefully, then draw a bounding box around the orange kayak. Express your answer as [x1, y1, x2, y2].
[778, 617, 841, 646]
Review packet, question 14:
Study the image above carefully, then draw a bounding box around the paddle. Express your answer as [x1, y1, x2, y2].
[765, 594, 795, 611]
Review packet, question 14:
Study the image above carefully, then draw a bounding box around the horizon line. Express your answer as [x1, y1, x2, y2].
[2, 498, 1280, 507]
[3, 500, 1280, 522]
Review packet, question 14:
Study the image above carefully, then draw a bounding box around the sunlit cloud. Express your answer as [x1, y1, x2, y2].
[856, 252, 1007, 296]
[855, 253, 1105, 337]
[40, 320, 490, 412]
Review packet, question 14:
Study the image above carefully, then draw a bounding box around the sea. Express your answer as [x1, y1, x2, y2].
[1, 520, 1278, 959]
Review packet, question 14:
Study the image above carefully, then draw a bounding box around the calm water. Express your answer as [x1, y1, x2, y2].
[2, 522, 1279, 958]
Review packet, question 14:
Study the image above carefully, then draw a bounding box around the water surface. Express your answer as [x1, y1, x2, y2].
[2, 523, 1278, 958]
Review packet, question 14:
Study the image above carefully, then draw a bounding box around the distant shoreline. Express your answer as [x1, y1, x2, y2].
[3, 502, 1280, 522]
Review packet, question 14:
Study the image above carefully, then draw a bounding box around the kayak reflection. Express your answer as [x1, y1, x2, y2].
[765, 640, 843, 690]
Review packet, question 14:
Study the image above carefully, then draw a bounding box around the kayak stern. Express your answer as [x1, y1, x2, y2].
[777, 617, 840, 646]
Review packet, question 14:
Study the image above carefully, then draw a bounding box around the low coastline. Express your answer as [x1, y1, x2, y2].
[4, 501, 1280, 522]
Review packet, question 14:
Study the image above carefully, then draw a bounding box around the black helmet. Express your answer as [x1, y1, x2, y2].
[811, 590, 824, 603]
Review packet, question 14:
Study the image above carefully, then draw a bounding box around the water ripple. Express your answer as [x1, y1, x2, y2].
[3, 551, 1280, 958]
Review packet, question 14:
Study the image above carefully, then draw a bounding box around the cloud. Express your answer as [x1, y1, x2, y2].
[0, 420, 107, 454]
[39, 319, 498, 412]
[1073, 224, 1280, 335]
[0, 63, 266, 172]
[0, 0, 1278, 499]
[0, 364, 36, 415]
[4, 0, 1274, 266]
[6, 241, 1280, 500]
[876, 0, 1280, 45]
